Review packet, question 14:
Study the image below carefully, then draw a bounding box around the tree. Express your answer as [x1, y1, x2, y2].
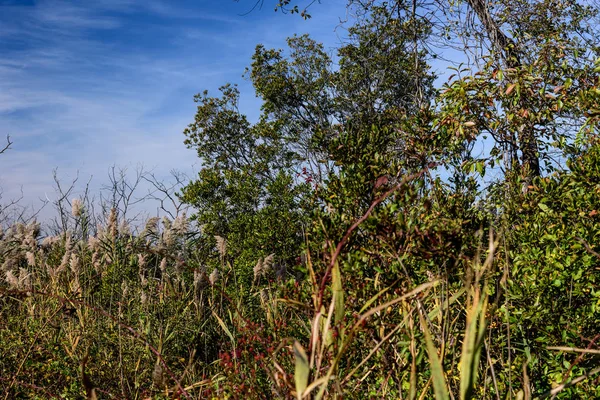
[236, 0, 321, 18]
[249, 5, 435, 180]
[181, 4, 436, 276]
[180, 84, 308, 276]
[349, 0, 600, 184]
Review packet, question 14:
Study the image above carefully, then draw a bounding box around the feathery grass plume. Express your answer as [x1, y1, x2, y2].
[91, 250, 102, 274]
[70, 253, 81, 275]
[25, 251, 36, 268]
[137, 254, 146, 270]
[262, 253, 275, 275]
[107, 208, 118, 240]
[41, 235, 58, 250]
[209, 268, 219, 285]
[118, 220, 130, 236]
[18, 268, 32, 290]
[162, 228, 175, 247]
[70, 276, 81, 295]
[96, 223, 107, 242]
[5, 270, 18, 288]
[175, 258, 185, 277]
[71, 198, 83, 218]
[1, 259, 15, 272]
[193, 269, 204, 287]
[143, 217, 160, 237]
[172, 212, 188, 235]
[87, 236, 99, 251]
[121, 281, 129, 298]
[215, 236, 226, 259]
[57, 235, 73, 275]
[140, 290, 148, 305]
[253, 258, 263, 280]
[23, 221, 39, 251]
[159, 257, 167, 274]
[162, 217, 172, 230]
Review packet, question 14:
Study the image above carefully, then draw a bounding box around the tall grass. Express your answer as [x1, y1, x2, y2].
[1, 200, 598, 398]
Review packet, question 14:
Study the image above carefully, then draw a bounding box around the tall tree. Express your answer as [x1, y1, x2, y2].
[348, 0, 600, 182]
[181, 4, 435, 270]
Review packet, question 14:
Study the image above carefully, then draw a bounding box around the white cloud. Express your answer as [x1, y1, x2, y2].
[0, 0, 349, 221]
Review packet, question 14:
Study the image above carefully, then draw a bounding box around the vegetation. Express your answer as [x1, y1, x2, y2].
[1, 0, 600, 398]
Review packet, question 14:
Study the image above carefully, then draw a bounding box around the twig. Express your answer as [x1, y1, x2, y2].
[547, 346, 600, 355]
[0, 135, 11, 154]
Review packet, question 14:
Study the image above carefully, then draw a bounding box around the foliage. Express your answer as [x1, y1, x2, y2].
[2, 0, 600, 398]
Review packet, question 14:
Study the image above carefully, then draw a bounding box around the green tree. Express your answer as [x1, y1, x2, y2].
[181, 84, 308, 276]
[182, 6, 436, 272]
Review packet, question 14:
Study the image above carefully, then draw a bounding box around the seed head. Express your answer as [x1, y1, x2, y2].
[107, 208, 118, 239]
[71, 199, 83, 218]
[215, 236, 226, 259]
[253, 258, 263, 280]
[159, 258, 167, 273]
[209, 268, 219, 285]
[262, 253, 275, 274]
[25, 251, 36, 267]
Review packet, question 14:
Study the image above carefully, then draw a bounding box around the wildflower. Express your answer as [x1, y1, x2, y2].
[209, 268, 219, 285]
[71, 198, 83, 218]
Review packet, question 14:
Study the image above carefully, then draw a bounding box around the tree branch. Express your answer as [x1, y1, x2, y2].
[0, 135, 12, 155]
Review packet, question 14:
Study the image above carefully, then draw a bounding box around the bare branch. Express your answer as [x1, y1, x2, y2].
[0, 135, 12, 155]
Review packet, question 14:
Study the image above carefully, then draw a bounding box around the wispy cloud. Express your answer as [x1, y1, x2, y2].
[0, 0, 348, 220]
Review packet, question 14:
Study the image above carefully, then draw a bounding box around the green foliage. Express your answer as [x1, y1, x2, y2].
[3, 1, 600, 398]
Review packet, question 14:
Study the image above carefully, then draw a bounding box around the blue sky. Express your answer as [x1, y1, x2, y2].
[0, 0, 349, 219]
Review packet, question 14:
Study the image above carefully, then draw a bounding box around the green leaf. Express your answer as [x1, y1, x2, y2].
[293, 341, 310, 399]
[419, 313, 449, 400]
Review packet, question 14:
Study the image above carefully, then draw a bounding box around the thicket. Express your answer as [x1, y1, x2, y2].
[1, 0, 600, 398]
